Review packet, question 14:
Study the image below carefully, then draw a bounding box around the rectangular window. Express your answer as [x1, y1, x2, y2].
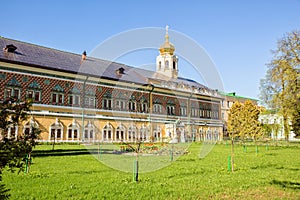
[103, 99, 112, 109]
[50, 129, 55, 139]
[69, 95, 80, 106]
[129, 101, 136, 111]
[191, 108, 198, 117]
[14, 89, 20, 98]
[58, 94, 63, 104]
[52, 93, 57, 103]
[68, 129, 72, 138]
[116, 100, 125, 110]
[74, 95, 80, 105]
[34, 91, 41, 102]
[154, 104, 162, 113]
[167, 106, 175, 115]
[180, 107, 187, 116]
[69, 95, 73, 105]
[89, 97, 95, 108]
[141, 102, 148, 113]
[52, 93, 64, 105]
[5, 88, 12, 98]
[57, 129, 62, 138]
[74, 130, 78, 138]
[27, 91, 33, 99]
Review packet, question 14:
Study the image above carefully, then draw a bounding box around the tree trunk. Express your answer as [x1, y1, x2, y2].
[231, 137, 234, 172]
[283, 114, 289, 142]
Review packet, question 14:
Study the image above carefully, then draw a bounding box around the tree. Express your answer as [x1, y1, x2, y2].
[0, 98, 40, 199]
[260, 30, 300, 141]
[227, 101, 243, 172]
[228, 101, 262, 142]
[291, 99, 300, 138]
[243, 100, 262, 141]
[227, 101, 262, 171]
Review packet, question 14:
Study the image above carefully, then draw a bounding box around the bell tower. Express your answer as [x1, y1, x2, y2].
[156, 25, 178, 79]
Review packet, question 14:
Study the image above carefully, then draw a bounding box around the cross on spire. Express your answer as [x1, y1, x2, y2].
[165, 25, 169, 42]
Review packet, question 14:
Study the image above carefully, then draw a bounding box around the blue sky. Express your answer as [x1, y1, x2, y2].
[1, 0, 300, 100]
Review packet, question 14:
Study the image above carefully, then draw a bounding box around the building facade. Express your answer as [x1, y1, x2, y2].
[259, 113, 299, 141]
[0, 30, 223, 143]
[220, 92, 259, 136]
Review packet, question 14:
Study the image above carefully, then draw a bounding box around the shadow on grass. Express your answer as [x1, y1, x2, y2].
[271, 180, 300, 190]
[32, 148, 114, 157]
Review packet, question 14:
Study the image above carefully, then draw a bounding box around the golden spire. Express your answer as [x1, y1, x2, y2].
[165, 25, 169, 43]
[159, 25, 175, 55]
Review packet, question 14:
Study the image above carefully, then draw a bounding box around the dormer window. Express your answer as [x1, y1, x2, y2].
[4, 44, 17, 53]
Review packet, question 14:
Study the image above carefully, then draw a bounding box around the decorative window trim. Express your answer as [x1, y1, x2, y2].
[102, 123, 113, 142]
[84, 121, 96, 141]
[67, 120, 80, 141]
[49, 118, 63, 142]
[116, 124, 126, 141]
[102, 98, 112, 110]
[4, 87, 21, 99]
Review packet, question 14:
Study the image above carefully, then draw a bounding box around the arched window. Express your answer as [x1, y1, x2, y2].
[49, 118, 63, 142]
[158, 61, 162, 70]
[116, 124, 126, 142]
[67, 120, 80, 141]
[165, 60, 169, 69]
[206, 129, 212, 141]
[128, 125, 137, 142]
[192, 127, 197, 142]
[199, 128, 204, 141]
[173, 61, 176, 69]
[140, 125, 148, 141]
[24, 117, 39, 139]
[153, 125, 161, 142]
[214, 129, 219, 141]
[84, 121, 96, 141]
[102, 123, 113, 142]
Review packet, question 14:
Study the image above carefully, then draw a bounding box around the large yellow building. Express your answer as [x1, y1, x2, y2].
[0, 31, 223, 143]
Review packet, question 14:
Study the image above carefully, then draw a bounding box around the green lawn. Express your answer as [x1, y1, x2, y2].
[2, 142, 300, 199]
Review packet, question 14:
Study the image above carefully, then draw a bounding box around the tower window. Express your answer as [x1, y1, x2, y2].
[173, 61, 176, 69]
[158, 61, 161, 70]
[165, 60, 169, 69]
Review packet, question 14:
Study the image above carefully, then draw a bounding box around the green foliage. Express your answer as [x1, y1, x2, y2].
[227, 101, 262, 141]
[0, 98, 40, 198]
[260, 30, 300, 141]
[291, 101, 300, 138]
[227, 101, 243, 139]
[2, 144, 300, 199]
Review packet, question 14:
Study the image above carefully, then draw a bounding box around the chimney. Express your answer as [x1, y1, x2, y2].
[115, 67, 125, 78]
[81, 51, 87, 63]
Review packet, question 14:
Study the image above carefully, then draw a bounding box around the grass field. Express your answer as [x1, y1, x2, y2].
[2, 142, 300, 199]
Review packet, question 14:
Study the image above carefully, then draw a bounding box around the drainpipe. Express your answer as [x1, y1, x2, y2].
[187, 92, 193, 142]
[148, 84, 155, 142]
[81, 76, 89, 142]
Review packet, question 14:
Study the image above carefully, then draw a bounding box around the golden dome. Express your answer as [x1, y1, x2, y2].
[159, 25, 175, 55]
